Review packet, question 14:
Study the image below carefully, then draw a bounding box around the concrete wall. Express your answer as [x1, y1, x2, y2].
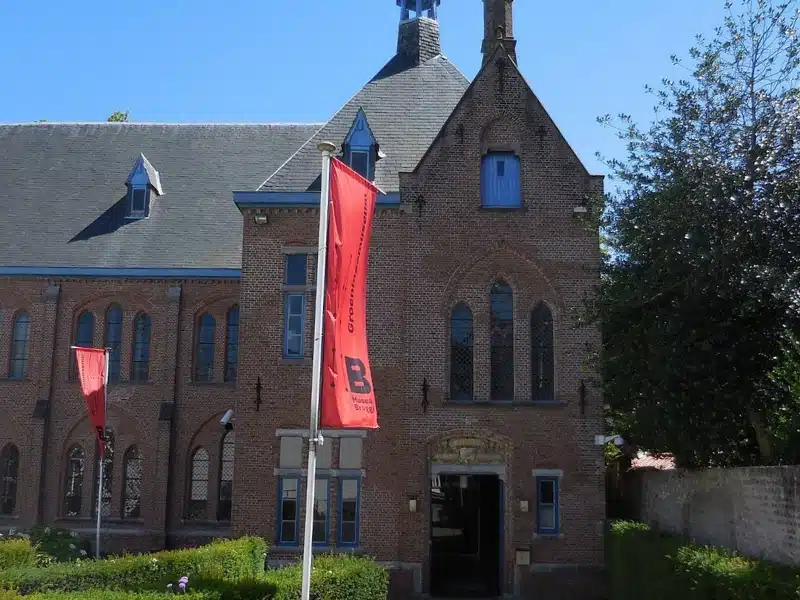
[635, 466, 800, 566]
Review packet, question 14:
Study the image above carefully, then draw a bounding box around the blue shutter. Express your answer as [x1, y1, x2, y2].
[482, 152, 521, 208]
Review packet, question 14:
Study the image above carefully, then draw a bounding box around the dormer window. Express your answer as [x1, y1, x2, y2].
[125, 154, 163, 220]
[350, 150, 370, 179]
[344, 109, 378, 181]
[129, 185, 149, 219]
[481, 151, 521, 208]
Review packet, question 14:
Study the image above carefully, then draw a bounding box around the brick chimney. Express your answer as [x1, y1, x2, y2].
[482, 0, 517, 64]
[397, 17, 441, 66]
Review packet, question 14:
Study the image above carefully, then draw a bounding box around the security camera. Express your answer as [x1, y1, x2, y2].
[220, 409, 234, 431]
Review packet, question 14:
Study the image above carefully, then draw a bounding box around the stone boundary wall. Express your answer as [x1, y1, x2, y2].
[634, 466, 800, 566]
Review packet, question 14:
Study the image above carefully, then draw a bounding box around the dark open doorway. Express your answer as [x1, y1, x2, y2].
[430, 474, 502, 598]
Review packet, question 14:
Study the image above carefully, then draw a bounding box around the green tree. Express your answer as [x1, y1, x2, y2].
[107, 110, 129, 122]
[591, 0, 800, 468]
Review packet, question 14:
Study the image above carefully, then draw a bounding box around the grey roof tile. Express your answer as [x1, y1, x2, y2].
[0, 123, 318, 270]
[259, 55, 469, 193]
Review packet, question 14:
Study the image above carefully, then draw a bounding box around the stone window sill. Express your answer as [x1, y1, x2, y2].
[189, 381, 236, 388]
[0, 378, 30, 383]
[445, 398, 567, 408]
[479, 205, 526, 212]
[281, 358, 312, 366]
[533, 532, 565, 540]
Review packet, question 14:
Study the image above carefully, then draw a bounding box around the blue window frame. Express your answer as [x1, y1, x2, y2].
[481, 152, 522, 208]
[337, 477, 361, 547]
[285, 254, 307, 286]
[283, 294, 305, 359]
[313, 477, 330, 546]
[278, 476, 301, 546]
[535, 476, 559, 535]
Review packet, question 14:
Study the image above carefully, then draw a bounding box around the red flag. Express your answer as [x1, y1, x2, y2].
[74, 347, 108, 454]
[320, 158, 379, 429]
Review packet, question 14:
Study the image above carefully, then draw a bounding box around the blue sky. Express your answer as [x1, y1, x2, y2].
[0, 0, 724, 174]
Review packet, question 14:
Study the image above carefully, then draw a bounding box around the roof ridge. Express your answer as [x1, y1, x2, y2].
[0, 122, 325, 127]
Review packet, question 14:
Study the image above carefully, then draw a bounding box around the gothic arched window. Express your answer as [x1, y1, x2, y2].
[1, 444, 19, 515]
[490, 280, 514, 401]
[450, 303, 474, 402]
[531, 303, 555, 402]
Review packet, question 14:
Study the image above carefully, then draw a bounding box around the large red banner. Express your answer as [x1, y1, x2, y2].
[74, 347, 108, 454]
[320, 158, 379, 429]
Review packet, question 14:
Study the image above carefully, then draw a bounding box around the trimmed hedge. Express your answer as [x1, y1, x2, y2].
[10, 594, 219, 600]
[0, 537, 267, 594]
[267, 554, 388, 600]
[609, 520, 800, 599]
[0, 538, 38, 570]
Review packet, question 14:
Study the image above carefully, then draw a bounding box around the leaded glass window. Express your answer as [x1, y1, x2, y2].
[450, 303, 474, 401]
[0, 444, 19, 515]
[105, 305, 123, 383]
[123, 446, 143, 518]
[490, 280, 514, 401]
[188, 448, 209, 520]
[217, 432, 234, 521]
[531, 303, 555, 402]
[64, 445, 85, 517]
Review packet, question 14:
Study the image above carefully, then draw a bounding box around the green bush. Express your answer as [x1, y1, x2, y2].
[0, 537, 38, 570]
[28, 594, 219, 600]
[27, 526, 91, 563]
[608, 520, 800, 599]
[0, 537, 267, 594]
[266, 554, 388, 600]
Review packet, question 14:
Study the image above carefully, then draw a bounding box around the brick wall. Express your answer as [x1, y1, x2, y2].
[634, 466, 800, 566]
[234, 46, 605, 597]
[0, 277, 239, 552]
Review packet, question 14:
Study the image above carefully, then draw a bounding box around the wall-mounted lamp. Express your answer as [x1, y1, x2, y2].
[519, 500, 529, 513]
[253, 214, 268, 225]
[408, 496, 418, 513]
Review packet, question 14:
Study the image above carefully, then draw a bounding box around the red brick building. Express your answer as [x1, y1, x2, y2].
[0, 1, 604, 597]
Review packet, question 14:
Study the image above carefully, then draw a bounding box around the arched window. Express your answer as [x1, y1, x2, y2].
[131, 313, 152, 382]
[94, 430, 114, 517]
[122, 446, 143, 519]
[73, 311, 95, 378]
[9, 312, 30, 380]
[64, 444, 85, 517]
[1, 444, 19, 515]
[217, 432, 235, 521]
[224, 306, 239, 383]
[105, 305, 123, 383]
[490, 280, 514, 401]
[195, 314, 215, 382]
[188, 448, 209, 520]
[450, 303, 474, 402]
[531, 303, 555, 402]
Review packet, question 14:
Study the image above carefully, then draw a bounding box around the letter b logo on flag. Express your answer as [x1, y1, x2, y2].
[345, 356, 372, 394]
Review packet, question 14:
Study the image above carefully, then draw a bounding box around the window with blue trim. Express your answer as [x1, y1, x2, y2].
[278, 477, 300, 545]
[338, 478, 360, 546]
[284, 254, 307, 359]
[313, 478, 330, 545]
[337, 437, 362, 546]
[536, 476, 559, 535]
[481, 152, 522, 208]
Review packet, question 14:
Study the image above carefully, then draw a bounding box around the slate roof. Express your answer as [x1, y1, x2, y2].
[259, 54, 469, 193]
[0, 123, 319, 270]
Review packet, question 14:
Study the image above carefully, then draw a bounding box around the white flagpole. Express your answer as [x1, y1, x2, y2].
[95, 348, 109, 559]
[300, 141, 336, 600]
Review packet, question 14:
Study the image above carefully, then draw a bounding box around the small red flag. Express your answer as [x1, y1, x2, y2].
[320, 158, 379, 429]
[74, 347, 108, 454]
